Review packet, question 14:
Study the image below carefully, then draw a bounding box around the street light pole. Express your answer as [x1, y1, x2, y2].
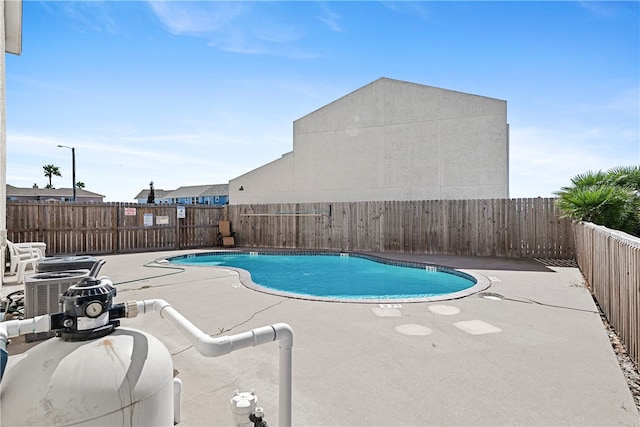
[57, 145, 76, 202]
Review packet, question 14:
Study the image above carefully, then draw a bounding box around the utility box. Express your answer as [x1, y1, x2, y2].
[24, 270, 91, 342]
[36, 256, 100, 273]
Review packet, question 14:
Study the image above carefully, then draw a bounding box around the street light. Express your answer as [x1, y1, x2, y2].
[57, 145, 76, 202]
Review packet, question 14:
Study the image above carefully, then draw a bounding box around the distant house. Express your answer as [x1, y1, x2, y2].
[230, 77, 509, 205]
[134, 184, 229, 205]
[6, 184, 105, 202]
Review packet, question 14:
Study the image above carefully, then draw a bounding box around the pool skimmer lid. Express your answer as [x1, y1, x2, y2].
[478, 292, 505, 301]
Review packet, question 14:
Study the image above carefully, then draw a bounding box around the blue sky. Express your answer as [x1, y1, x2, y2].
[5, 1, 639, 202]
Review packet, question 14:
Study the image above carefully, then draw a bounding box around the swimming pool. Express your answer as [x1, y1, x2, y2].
[168, 252, 490, 303]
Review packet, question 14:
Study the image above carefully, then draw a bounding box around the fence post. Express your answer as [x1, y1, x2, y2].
[113, 204, 119, 254]
[175, 206, 180, 250]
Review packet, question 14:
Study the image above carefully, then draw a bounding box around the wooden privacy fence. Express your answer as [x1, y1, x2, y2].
[6, 202, 225, 255]
[7, 198, 573, 258]
[574, 222, 640, 367]
[227, 198, 575, 258]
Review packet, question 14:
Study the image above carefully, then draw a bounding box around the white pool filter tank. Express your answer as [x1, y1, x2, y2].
[0, 276, 293, 427]
[0, 276, 179, 426]
[0, 327, 175, 426]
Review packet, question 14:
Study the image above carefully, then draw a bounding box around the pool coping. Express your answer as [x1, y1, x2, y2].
[160, 250, 491, 304]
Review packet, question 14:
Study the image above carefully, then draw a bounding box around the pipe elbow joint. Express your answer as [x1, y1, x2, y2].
[136, 299, 170, 316]
[273, 323, 293, 349]
[152, 299, 171, 314]
[195, 336, 232, 358]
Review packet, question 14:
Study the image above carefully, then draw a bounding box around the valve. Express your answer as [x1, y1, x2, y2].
[250, 407, 269, 427]
[50, 277, 123, 341]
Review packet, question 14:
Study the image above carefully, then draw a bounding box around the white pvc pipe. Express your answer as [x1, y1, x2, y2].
[0, 315, 51, 378]
[0, 315, 50, 377]
[173, 378, 182, 425]
[0, 301, 293, 425]
[1, 314, 51, 338]
[132, 299, 293, 427]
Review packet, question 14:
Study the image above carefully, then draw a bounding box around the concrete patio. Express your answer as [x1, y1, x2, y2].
[2, 249, 639, 426]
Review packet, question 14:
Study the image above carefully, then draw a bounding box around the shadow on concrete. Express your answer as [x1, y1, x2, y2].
[354, 252, 557, 272]
[233, 248, 561, 272]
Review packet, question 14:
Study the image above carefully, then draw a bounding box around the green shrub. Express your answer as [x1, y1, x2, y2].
[555, 166, 640, 237]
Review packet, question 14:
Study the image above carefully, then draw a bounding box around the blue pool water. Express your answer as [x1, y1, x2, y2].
[169, 252, 477, 301]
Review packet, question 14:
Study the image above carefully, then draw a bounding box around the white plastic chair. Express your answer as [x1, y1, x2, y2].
[6, 241, 42, 283]
[12, 242, 46, 258]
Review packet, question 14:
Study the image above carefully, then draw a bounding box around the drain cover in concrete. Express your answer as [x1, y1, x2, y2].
[478, 292, 504, 301]
[395, 324, 433, 336]
[372, 307, 402, 317]
[454, 320, 502, 335]
[428, 305, 461, 316]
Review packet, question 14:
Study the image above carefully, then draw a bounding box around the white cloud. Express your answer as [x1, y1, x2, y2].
[578, 1, 619, 18]
[147, 1, 319, 58]
[379, 1, 431, 21]
[38, 1, 128, 36]
[256, 25, 305, 44]
[147, 1, 247, 35]
[317, 3, 344, 33]
[509, 124, 639, 197]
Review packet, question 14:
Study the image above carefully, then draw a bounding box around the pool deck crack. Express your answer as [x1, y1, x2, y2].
[425, 306, 463, 345]
[213, 301, 285, 336]
[170, 301, 285, 356]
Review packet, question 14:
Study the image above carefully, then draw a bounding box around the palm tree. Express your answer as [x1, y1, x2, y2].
[43, 164, 62, 189]
[76, 181, 85, 189]
[555, 166, 640, 236]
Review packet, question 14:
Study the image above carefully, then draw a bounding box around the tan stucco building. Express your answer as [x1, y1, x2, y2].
[230, 78, 509, 204]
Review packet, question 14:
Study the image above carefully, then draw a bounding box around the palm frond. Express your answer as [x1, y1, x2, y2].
[605, 165, 640, 191]
[570, 170, 607, 188]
